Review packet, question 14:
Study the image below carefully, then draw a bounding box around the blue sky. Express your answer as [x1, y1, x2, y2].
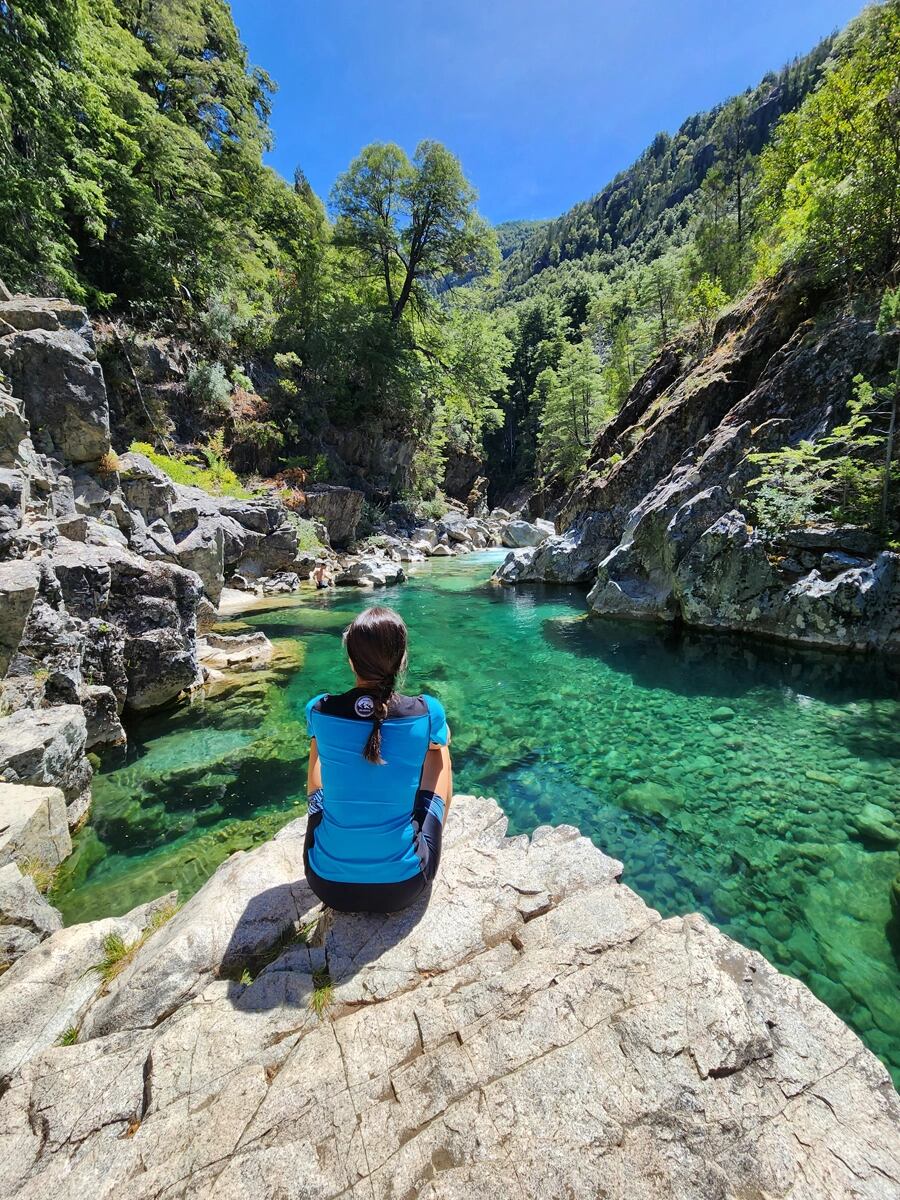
[231, 0, 866, 225]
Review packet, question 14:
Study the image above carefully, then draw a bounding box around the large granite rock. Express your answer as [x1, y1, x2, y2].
[300, 484, 364, 547]
[501, 517, 553, 548]
[0, 558, 39, 675]
[0, 326, 111, 464]
[0, 783, 71, 868]
[49, 540, 202, 710]
[0, 707, 91, 828]
[0, 861, 63, 965]
[1, 796, 897, 1198]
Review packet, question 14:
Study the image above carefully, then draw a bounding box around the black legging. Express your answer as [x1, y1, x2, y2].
[303, 789, 444, 913]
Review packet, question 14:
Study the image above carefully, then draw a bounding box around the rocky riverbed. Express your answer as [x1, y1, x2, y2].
[1, 795, 898, 1199]
[0, 291, 509, 918]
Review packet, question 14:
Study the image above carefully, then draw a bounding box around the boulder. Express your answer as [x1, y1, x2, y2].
[260, 571, 300, 594]
[1, 796, 898, 1199]
[299, 484, 364, 547]
[0, 558, 40, 675]
[0, 783, 71, 868]
[335, 558, 405, 587]
[430, 542, 453, 557]
[198, 631, 274, 672]
[501, 518, 553, 548]
[170, 518, 225, 603]
[0, 862, 63, 965]
[0, 327, 110, 464]
[0, 706, 91, 828]
[80, 684, 126, 751]
[116, 451, 177, 522]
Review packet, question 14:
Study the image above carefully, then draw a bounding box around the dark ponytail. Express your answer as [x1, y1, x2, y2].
[343, 606, 408, 764]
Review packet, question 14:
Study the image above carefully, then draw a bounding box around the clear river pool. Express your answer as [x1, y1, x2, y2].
[53, 550, 900, 1085]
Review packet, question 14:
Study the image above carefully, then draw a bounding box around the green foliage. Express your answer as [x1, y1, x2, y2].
[758, 4, 900, 287]
[90, 899, 179, 986]
[128, 441, 253, 499]
[417, 496, 448, 521]
[56, 1025, 80, 1047]
[536, 340, 610, 487]
[687, 276, 729, 353]
[749, 368, 899, 538]
[187, 361, 232, 424]
[291, 516, 324, 552]
[310, 967, 333, 1018]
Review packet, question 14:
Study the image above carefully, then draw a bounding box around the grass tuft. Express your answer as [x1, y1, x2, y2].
[90, 900, 180, 988]
[128, 441, 253, 500]
[310, 967, 333, 1019]
[20, 857, 57, 895]
[56, 1025, 79, 1046]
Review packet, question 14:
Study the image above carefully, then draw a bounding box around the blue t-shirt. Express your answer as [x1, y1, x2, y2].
[305, 689, 449, 884]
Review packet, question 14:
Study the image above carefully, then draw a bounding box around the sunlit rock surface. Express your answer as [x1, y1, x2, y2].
[1, 795, 897, 1199]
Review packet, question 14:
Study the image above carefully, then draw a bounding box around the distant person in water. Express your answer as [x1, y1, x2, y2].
[303, 605, 452, 913]
[312, 560, 331, 589]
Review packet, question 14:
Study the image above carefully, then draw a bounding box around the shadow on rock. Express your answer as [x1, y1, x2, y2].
[222, 878, 432, 1013]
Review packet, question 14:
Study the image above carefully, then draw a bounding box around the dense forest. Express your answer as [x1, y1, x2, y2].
[1, 0, 899, 536]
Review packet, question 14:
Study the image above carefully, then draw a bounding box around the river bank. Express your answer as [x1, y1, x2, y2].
[42, 550, 900, 1090]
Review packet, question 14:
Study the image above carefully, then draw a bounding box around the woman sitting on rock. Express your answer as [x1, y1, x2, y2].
[303, 605, 452, 912]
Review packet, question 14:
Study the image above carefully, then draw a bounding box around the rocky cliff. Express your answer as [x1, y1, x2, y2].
[0, 794, 897, 1199]
[496, 272, 900, 653]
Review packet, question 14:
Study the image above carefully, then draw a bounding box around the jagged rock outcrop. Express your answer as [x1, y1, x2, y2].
[0, 795, 897, 1198]
[497, 273, 900, 652]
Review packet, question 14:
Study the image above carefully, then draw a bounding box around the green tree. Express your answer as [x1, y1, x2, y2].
[536, 339, 607, 486]
[758, 3, 900, 286]
[331, 140, 497, 325]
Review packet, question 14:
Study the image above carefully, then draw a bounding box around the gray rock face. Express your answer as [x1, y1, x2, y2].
[0, 707, 91, 827]
[1, 795, 897, 1199]
[501, 517, 552, 548]
[300, 484, 364, 547]
[0, 862, 63, 965]
[506, 276, 900, 653]
[0, 784, 71, 868]
[0, 328, 111, 464]
[0, 558, 39, 675]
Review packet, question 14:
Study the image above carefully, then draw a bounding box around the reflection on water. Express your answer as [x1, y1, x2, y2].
[54, 550, 900, 1086]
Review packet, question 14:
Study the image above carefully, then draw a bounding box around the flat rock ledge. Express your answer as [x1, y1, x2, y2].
[1, 796, 898, 1200]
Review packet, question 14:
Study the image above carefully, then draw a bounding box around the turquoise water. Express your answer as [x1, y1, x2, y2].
[55, 551, 900, 1083]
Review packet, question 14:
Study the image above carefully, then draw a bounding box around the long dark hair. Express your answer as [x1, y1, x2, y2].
[344, 606, 408, 764]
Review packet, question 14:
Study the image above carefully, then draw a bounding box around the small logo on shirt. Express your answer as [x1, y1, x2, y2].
[354, 695, 376, 718]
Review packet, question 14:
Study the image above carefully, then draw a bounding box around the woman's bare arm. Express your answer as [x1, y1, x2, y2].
[421, 742, 453, 817]
[307, 737, 322, 796]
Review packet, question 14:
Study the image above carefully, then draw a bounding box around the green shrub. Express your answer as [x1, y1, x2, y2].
[418, 497, 448, 521]
[187, 361, 232, 422]
[129, 441, 253, 500]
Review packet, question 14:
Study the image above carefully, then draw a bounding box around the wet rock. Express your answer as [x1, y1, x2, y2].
[853, 802, 900, 848]
[198, 631, 273, 672]
[0, 328, 110, 464]
[0, 783, 71, 868]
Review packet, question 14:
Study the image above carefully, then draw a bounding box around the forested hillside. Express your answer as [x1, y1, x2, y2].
[1, 0, 897, 539]
[0, 0, 506, 500]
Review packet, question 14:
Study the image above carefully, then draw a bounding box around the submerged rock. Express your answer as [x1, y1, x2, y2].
[1, 795, 897, 1198]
